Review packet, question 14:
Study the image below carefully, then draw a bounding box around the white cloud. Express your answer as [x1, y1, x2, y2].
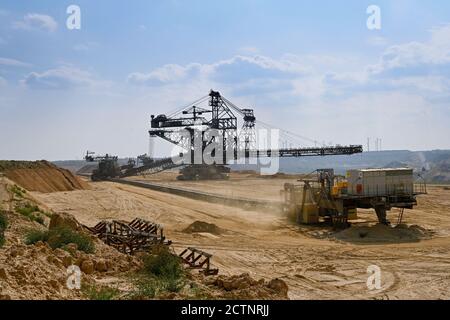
[212, 55, 309, 79]
[128, 23, 450, 99]
[353, 24, 450, 97]
[125, 22, 450, 127]
[369, 24, 450, 74]
[13, 13, 58, 32]
[384, 76, 450, 94]
[128, 55, 310, 88]
[0, 57, 31, 67]
[22, 66, 100, 89]
[128, 63, 205, 85]
[0, 76, 6, 86]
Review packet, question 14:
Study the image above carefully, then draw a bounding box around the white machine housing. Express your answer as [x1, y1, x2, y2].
[346, 168, 414, 197]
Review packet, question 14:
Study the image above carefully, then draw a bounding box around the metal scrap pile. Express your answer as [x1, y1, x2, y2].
[179, 247, 219, 275]
[88, 218, 171, 254]
[87, 217, 218, 275]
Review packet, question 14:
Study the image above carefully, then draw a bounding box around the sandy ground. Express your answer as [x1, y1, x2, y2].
[31, 174, 450, 300]
[125, 171, 303, 201]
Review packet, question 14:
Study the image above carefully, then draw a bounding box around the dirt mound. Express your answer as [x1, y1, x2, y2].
[0, 160, 88, 193]
[333, 224, 433, 243]
[0, 230, 141, 300]
[49, 212, 84, 232]
[0, 200, 141, 299]
[182, 221, 223, 235]
[203, 273, 289, 300]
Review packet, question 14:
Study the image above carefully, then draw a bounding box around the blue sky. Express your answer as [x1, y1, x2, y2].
[1, 0, 450, 160]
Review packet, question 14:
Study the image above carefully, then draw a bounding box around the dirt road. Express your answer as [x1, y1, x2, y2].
[32, 176, 450, 300]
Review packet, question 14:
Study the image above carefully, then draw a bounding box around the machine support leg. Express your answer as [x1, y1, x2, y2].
[375, 205, 390, 225]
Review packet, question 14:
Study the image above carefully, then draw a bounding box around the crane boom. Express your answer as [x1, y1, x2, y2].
[149, 90, 363, 180]
[248, 145, 363, 158]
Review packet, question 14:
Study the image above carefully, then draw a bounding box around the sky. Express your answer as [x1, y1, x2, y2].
[0, 0, 450, 160]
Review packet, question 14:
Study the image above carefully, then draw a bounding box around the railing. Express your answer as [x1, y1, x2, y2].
[414, 182, 427, 194]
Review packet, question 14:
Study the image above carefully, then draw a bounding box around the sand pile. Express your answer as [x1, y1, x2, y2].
[182, 221, 223, 235]
[159, 273, 289, 300]
[333, 223, 433, 243]
[202, 273, 289, 300]
[0, 160, 88, 193]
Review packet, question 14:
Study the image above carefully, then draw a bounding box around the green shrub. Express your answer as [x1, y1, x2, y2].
[188, 282, 211, 300]
[15, 203, 40, 217]
[41, 211, 53, 218]
[34, 216, 45, 225]
[0, 212, 8, 247]
[0, 211, 8, 231]
[15, 203, 47, 225]
[164, 276, 184, 293]
[130, 248, 185, 299]
[0, 231, 4, 247]
[48, 227, 95, 253]
[10, 185, 26, 198]
[25, 229, 49, 245]
[25, 227, 95, 253]
[143, 249, 184, 280]
[82, 284, 120, 300]
[130, 276, 160, 299]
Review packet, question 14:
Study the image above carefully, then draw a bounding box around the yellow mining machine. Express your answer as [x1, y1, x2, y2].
[282, 168, 427, 228]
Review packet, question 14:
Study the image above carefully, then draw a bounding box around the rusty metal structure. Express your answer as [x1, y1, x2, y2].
[89, 218, 171, 254]
[179, 247, 219, 275]
[86, 217, 219, 275]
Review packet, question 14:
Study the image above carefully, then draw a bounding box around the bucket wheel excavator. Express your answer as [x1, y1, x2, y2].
[150, 90, 363, 181]
[84, 151, 122, 181]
